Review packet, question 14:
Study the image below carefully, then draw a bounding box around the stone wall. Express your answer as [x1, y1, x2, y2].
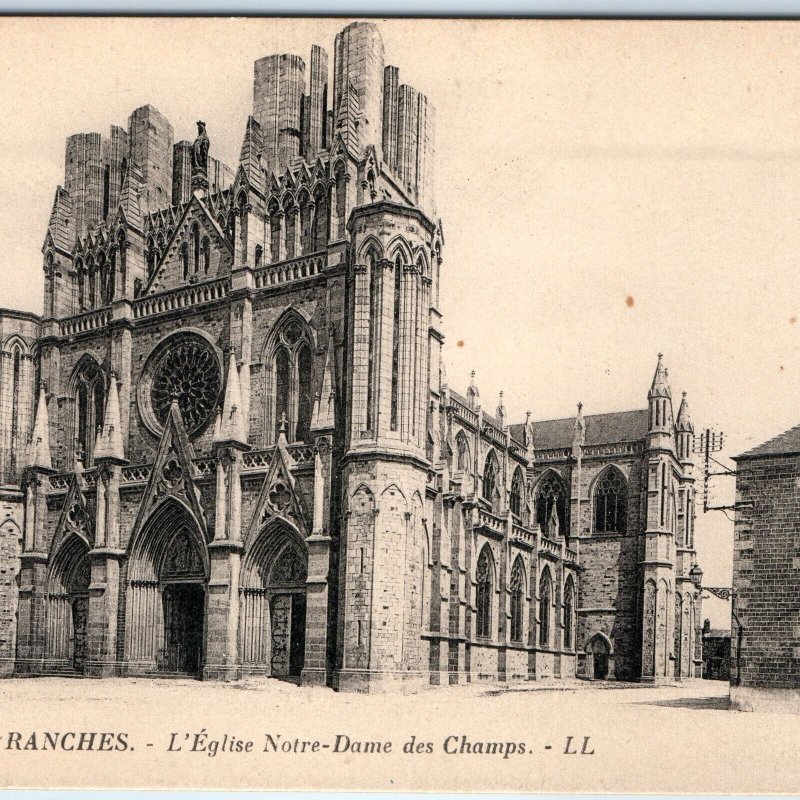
[732, 453, 800, 703]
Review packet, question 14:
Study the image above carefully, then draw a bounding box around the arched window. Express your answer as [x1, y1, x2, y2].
[74, 359, 105, 467]
[476, 546, 492, 639]
[274, 345, 291, 435]
[535, 471, 568, 537]
[365, 249, 378, 431]
[146, 237, 156, 279]
[267, 316, 314, 443]
[254, 244, 263, 268]
[510, 467, 524, 518]
[456, 431, 470, 473]
[510, 556, 524, 643]
[390, 254, 403, 431]
[76, 259, 85, 310]
[563, 577, 575, 649]
[8, 345, 22, 476]
[180, 243, 189, 280]
[191, 223, 200, 274]
[86, 256, 96, 309]
[269, 205, 281, 263]
[295, 343, 312, 442]
[201, 237, 210, 274]
[593, 467, 628, 534]
[117, 230, 127, 294]
[483, 450, 498, 504]
[539, 568, 552, 647]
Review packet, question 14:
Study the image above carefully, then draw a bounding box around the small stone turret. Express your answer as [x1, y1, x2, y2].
[647, 353, 674, 451]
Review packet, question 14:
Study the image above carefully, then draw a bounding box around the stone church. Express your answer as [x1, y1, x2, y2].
[0, 21, 704, 691]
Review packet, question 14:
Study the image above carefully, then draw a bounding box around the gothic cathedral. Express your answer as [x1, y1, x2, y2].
[0, 21, 703, 691]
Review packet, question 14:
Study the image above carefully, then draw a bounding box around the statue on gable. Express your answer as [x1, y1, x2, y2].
[191, 120, 210, 177]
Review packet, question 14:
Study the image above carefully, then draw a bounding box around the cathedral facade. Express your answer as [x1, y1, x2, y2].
[0, 21, 703, 691]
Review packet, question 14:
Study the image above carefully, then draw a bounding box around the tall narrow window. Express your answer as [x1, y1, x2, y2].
[390, 256, 402, 430]
[483, 451, 498, 504]
[76, 260, 85, 310]
[180, 244, 189, 280]
[476, 547, 492, 639]
[535, 471, 568, 537]
[510, 467, 524, 518]
[365, 252, 378, 431]
[295, 344, 312, 442]
[201, 237, 210, 274]
[456, 431, 470, 473]
[564, 578, 575, 649]
[9, 348, 21, 475]
[74, 360, 105, 467]
[192, 224, 200, 274]
[274, 346, 291, 436]
[254, 244, 263, 268]
[660, 463, 667, 527]
[510, 557, 524, 643]
[539, 569, 552, 647]
[593, 467, 628, 533]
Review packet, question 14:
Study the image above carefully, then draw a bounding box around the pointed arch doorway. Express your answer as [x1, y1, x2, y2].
[126, 501, 208, 677]
[160, 530, 206, 674]
[45, 534, 92, 674]
[239, 521, 308, 680]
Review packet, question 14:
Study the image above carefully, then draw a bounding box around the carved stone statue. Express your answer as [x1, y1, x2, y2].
[191, 120, 210, 176]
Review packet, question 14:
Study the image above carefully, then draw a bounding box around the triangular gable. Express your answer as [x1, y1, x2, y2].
[245, 438, 308, 544]
[130, 402, 208, 542]
[144, 194, 233, 294]
[50, 471, 94, 558]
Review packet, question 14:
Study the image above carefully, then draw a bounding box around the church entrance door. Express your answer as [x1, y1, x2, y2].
[71, 596, 89, 673]
[270, 593, 306, 678]
[588, 634, 611, 679]
[162, 583, 204, 675]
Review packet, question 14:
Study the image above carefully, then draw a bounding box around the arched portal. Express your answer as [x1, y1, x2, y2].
[125, 500, 208, 676]
[239, 521, 308, 679]
[587, 632, 612, 680]
[45, 534, 92, 673]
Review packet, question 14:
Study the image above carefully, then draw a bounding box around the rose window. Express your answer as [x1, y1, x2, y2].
[139, 333, 222, 438]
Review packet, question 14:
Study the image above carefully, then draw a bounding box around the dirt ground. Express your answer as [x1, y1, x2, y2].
[0, 676, 795, 793]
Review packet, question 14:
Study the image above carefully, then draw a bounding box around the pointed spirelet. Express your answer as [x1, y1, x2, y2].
[496, 391, 506, 425]
[466, 370, 480, 408]
[29, 383, 52, 471]
[676, 391, 694, 433]
[649, 352, 672, 399]
[311, 337, 336, 431]
[95, 373, 126, 462]
[216, 351, 247, 447]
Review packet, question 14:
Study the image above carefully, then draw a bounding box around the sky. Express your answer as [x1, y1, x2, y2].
[2, 18, 799, 627]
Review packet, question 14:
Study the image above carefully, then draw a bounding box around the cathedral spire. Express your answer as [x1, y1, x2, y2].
[466, 370, 480, 409]
[572, 401, 585, 455]
[676, 391, 693, 432]
[311, 334, 336, 432]
[649, 352, 672, 399]
[647, 352, 675, 447]
[495, 390, 506, 426]
[28, 383, 52, 471]
[215, 350, 247, 447]
[675, 391, 694, 462]
[94, 373, 126, 463]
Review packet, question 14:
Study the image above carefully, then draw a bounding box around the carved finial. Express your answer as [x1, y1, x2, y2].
[657, 352, 663, 361]
[525, 410, 531, 423]
[577, 402, 583, 415]
[279, 411, 288, 434]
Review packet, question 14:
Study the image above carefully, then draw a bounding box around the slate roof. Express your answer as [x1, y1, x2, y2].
[509, 409, 650, 451]
[736, 423, 800, 460]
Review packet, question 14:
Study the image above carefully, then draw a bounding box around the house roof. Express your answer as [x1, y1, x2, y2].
[736, 423, 800, 460]
[510, 408, 650, 450]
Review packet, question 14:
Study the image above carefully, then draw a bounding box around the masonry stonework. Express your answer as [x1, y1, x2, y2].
[0, 21, 702, 691]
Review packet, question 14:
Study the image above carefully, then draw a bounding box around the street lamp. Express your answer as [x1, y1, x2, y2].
[689, 563, 704, 588]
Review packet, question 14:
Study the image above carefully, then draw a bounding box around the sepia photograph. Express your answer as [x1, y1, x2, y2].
[0, 14, 798, 794]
